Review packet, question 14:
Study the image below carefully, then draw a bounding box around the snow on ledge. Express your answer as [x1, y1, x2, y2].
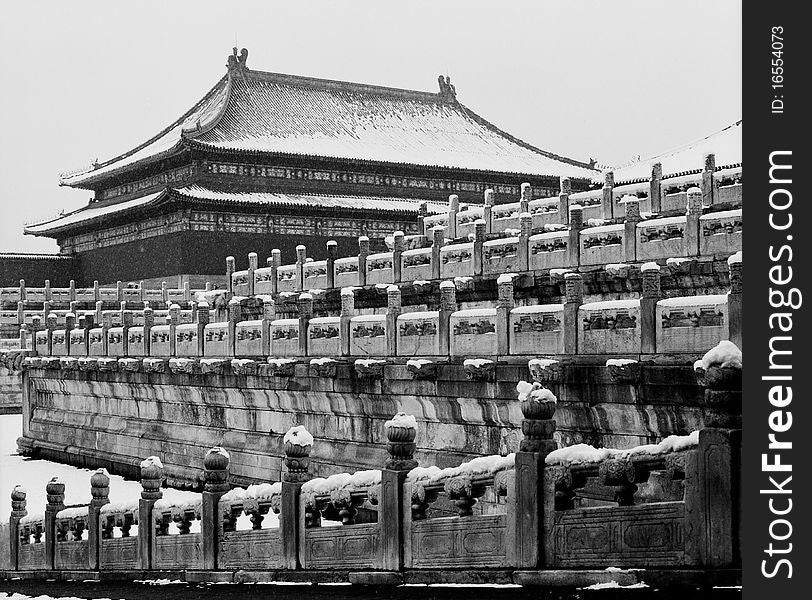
[301, 469, 381, 496]
[641, 261, 660, 272]
[605, 358, 638, 367]
[545, 431, 700, 466]
[56, 505, 89, 520]
[694, 340, 742, 371]
[221, 482, 282, 504]
[408, 454, 516, 485]
[727, 250, 742, 265]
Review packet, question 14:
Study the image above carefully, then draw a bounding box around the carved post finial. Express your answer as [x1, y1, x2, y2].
[140, 456, 164, 500]
[283, 426, 313, 483]
[564, 272, 583, 304]
[90, 468, 110, 508]
[517, 383, 557, 454]
[384, 413, 418, 470]
[46, 477, 66, 511]
[203, 447, 231, 493]
[11, 485, 27, 520]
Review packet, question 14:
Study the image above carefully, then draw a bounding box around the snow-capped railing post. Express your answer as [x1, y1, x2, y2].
[297, 293, 314, 356]
[116, 280, 124, 303]
[247, 252, 258, 296]
[87, 468, 110, 569]
[282, 425, 312, 569]
[386, 285, 401, 357]
[339, 287, 355, 357]
[326, 240, 338, 289]
[641, 263, 661, 354]
[168, 303, 181, 356]
[138, 456, 164, 570]
[225, 256, 236, 294]
[202, 446, 230, 570]
[438, 280, 457, 356]
[702, 152, 716, 208]
[44, 279, 52, 302]
[69, 279, 76, 303]
[382, 413, 418, 571]
[473, 220, 487, 276]
[601, 171, 615, 219]
[44, 476, 65, 569]
[93, 300, 103, 333]
[430, 225, 445, 280]
[447, 194, 459, 239]
[563, 273, 583, 354]
[518, 212, 532, 271]
[19, 279, 26, 302]
[142, 305, 154, 356]
[567, 205, 583, 267]
[196, 301, 210, 356]
[295, 245, 307, 292]
[497, 274, 515, 355]
[392, 231, 405, 283]
[270, 249, 281, 295]
[160, 282, 169, 307]
[9, 485, 27, 571]
[227, 298, 241, 357]
[650, 162, 663, 213]
[484, 188, 495, 234]
[183, 281, 191, 303]
[685, 187, 703, 257]
[417, 201, 428, 235]
[93, 280, 100, 304]
[728, 253, 743, 350]
[138, 280, 146, 303]
[357, 237, 370, 287]
[622, 195, 641, 262]
[558, 177, 571, 225]
[515, 384, 558, 568]
[520, 182, 532, 215]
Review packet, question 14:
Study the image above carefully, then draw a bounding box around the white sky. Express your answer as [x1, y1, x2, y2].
[0, 0, 741, 253]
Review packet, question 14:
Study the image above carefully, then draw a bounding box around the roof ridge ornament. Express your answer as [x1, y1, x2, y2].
[226, 47, 249, 74]
[437, 74, 456, 102]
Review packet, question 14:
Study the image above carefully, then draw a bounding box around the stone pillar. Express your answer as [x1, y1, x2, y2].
[9, 485, 27, 571]
[121, 302, 133, 357]
[649, 162, 663, 213]
[282, 426, 312, 569]
[196, 301, 210, 356]
[139, 281, 146, 303]
[45, 313, 58, 356]
[640, 263, 661, 354]
[417, 201, 428, 235]
[68, 280, 76, 302]
[297, 293, 313, 357]
[116, 280, 124, 303]
[88, 468, 110, 569]
[386, 286, 401, 357]
[202, 447, 230, 570]
[702, 152, 716, 208]
[260, 297, 274, 356]
[227, 298, 241, 357]
[64, 311, 76, 355]
[45, 476, 65, 569]
[622, 195, 641, 262]
[183, 281, 191, 303]
[340, 288, 355, 357]
[483, 188, 495, 234]
[326, 240, 338, 289]
[392, 231, 405, 283]
[563, 273, 583, 354]
[685, 187, 703, 257]
[225, 256, 236, 295]
[270, 249, 281, 295]
[143, 306, 154, 356]
[473, 220, 486, 276]
[44, 280, 52, 302]
[430, 226, 445, 280]
[381, 414, 418, 572]
[93, 280, 100, 303]
[16, 301, 25, 339]
[19, 327, 27, 351]
[520, 182, 532, 215]
[168, 303, 181, 356]
[31, 315, 42, 355]
[358, 237, 370, 287]
[496, 274, 515, 355]
[516, 385, 557, 568]
[602, 171, 615, 219]
[558, 188, 570, 225]
[295, 245, 307, 292]
[247, 252, 258, 296]
[161, 281, 169, 307]
[438, 281, 457, 356]
[728, 253, 743, 351]
[19, 279, 26, 302]
[447, 194, 459, 239]
[518, 212, 532, 271]
[138, 457, 164, 570]
[567, 205, 583, 267]
[94, 300, 103, 329]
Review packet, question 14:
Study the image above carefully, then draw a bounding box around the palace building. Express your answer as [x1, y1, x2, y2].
[22, 48, 596, 287]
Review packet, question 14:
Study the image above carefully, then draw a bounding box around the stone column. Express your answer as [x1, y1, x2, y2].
[44, 476, 65, 569]
[447, 194, 459, 239]
[326, 240, 338, 289]
[19, 279, 26, 303]
[430, 226, 445, 280]
[202, 447, 230, 570]
[358, 237, 370, 287]
[44, 280, 52, 302]
[94, 300, 103, 330]
[19, 327, 27, 351]
[702, 153, 716, 208]
[9, 485, 27, 571]
[496, 274, 515, 355]
[168, 303, 181, 357]
[183, 281, 191, 303]
[138, 457, 164, 570]
[143, 306, 154, 356]
[247, 252, 258, 296]
[31, 315, 42, 356]
[45, 313, 58, 356]
[282, 427, 312, 569]
[563, 273, 583, 354]
[386, 286, 401, 357]
[261, 297, 275, 356]
[68, 280, 76, 303]
[295, 245, 307, 292]
[381, 415, 418, 572]
[649, 162, 663, 213]
[225, 256, 235, 295]
[685, 187, 703, 257]
[558, 188, 570, 225]
[417, 201, 428, 235]
[120, 302, 133, 357]
[116, 280, 124, 303]
[196, 301, 210, 356]
[602, 171, 615, 220]
[161, 281, 169, 307]
[640, 263, 661, 354]
[340, 288, 355, 357]
[88, 468, 110, 569]
[297, 293, 313, 357]
[516, 385, 557, 568]
[16, 301, 25, 342]
[227, 298, 242, 357]
[518, 212, 532, 271]
[392, 231, 405, 283]
[483, 188, 495, 234]
[64, 311, 76, 355]
[270, 249, 281, 295]
[567, 205, 583, 268]
[438, 281, 457, 356]
[473, 220, 486, 276]
[520, 182, 532, 215]
[622, 195, 641, 262]
[728, 253, 743, 350]
[93, 280, 100, 304]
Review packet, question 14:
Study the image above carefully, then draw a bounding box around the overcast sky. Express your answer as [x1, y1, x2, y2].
[0, 0, 741, 253]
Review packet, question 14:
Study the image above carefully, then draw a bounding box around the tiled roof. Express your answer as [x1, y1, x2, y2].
[60, 66, 597, 187]
[600, 120, 742, 185]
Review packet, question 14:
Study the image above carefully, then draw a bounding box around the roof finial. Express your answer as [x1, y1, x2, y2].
[226, 47, 249, 74]
[437, 74, 457, 102]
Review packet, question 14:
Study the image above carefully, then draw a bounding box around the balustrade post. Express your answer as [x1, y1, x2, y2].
[225, 256, 236, 295]
[139, 281, 146, 304]
[69, 279, 76, 302]
[227, 299, 241, 357]
[602, 171, 615, 220]
[16, 301, 25, 338]
[326, 240, 338, 289]
[183, 281, 191, 303]
[282, 426, 312, 569]
[161, 282, 169, 307]
[520, 182, 532, 215]
[473, 220, 486, 276]
[392, 231, 405, 283]
[497, 274, 515, 355]
[430, 226, 445, 280]
[622, 195, 641, 262]
[563, 273, 583, 354]
[386, 286, 401, 357]
[518, 212, 532, 271]
[31, 315, 42, 355]
[295, 246, 306, 292]
[261, 297, 274, 355]
[447, 194, 459, 239]
[247, 252, 258, 296]
[88, 468, 110, 569]
[44, 477, 65, 570]
[728, 253, 743, 350]
[381, 413, 418, 572]
[9, 485, 27, 571]
[83, 313, 94, 356]
[168, 304, 180, 356]
[44, 280, 52, 302]
[64, 311, 76, 355]
[93, 280, 100, 304]
[640, 263, 661, 354]
[702, 153, 716, 208]
[340, 288, 355, 357]
[358, 237, 370, 287]
[138, 457, 164, 570]
[558, 176, 571, 225]
[120, 302, 133, 357]
[685, 187, 703, 257]
[202, 447, 230, 570]
[438, 281, 456, 356]
[116, 280, 124, 303]
[484, 188, 495, 234]
[19, 327, 28, 351]
[297, 293, 313, 357]
[650, 162, 663, 213]
[143, 305, 154, 356]
[270, 249, 281, 295]
[94, 300, 103, 330]
[45, 314, 58, 356]
[567, 205, 583, 267]
[19, 279, 26, 302]
[417, 201, 428, 235]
